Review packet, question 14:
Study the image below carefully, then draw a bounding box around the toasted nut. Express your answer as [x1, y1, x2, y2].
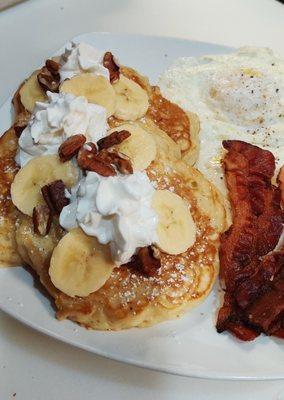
[41, 180, 69, 214]
[32, 204, 52, 236]
[77, 147, 116, 177]
[105, 151, 133, 175]
[127, 246, 161, 277]
[58, 134, 86, 162]
[45, 59, 60, 74]
[103, 52, 120, 83]
[88, 159, 116, 177]
[115, 157, 133, 175]
[41, 185, 55, 213]
[97, 130, 131, 150]
[77, 146, 97, 170]
[83, 142, 98, 153]
[37, 66, 60, 93]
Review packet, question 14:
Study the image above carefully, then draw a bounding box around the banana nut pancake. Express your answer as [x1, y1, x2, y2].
[16, 140, 226, 330]
[0, 45, 200, 268]
[13, 60, 200, 165]
[0, 128, 21, 266]
[0, 41, 226, 330]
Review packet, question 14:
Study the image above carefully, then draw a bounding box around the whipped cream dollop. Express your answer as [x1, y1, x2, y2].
[16, 91, 108, 167]
[60, 171, 158, 265]
[60, 42, 110, 82]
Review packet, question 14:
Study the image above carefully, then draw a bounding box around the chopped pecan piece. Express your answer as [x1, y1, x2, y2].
[86, 158, 116, 177]
[77, 146, 96, 170]
[58, 134, 86, 162]
[103, 52, 120, 83]
[106, 151, 133, 175]
[97, 130, 131, 150]
[115, 157, 133, 175]
[127, 246, 161, 277]
[77, 147, 116, 177]
[37, 59, 60, 93]
[38, 66, 60, 92]
[84, 142, 98, 153]
[45, 59, 60, 74]
[41, 180, 69, 214]
[77, 142, 133, 176]
[32, 204, 52, 236]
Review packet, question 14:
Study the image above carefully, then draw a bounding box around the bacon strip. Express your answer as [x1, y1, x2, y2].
[216, 140, 284, 341]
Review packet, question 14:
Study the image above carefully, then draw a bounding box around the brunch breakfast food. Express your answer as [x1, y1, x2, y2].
[160, 47, 284, 197]
[0, 42, 283, 337]
[0, 42, 227, 330]
[160, 46, 284, 341]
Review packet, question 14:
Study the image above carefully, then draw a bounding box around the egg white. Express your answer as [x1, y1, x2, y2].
[160, 47, 284, 196]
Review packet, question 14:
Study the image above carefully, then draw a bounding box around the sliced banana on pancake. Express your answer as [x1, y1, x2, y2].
[152, 190, 196, 255]
[110, 123, 156, 171]
[60, 73, 116, 117]
[49, 228, 115, 297]
[19, 71, 47, 112]
[11, 155, 78, 216]
[112, 75, 149, 121]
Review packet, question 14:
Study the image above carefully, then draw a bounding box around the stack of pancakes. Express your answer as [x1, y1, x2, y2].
[0, 57, 227, 330]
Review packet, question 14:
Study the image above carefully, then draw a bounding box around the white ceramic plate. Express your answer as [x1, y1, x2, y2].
[0, 32, 283, 380]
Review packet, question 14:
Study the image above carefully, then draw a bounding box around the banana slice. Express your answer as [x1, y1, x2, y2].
[112, 75, 149, 121]
[19, 71, 47, 112]
[60, 73, 116, 117]
[152, 190, 196, 255]
[110, 123, 156, 171]
[49, 228, 115, 297]
[11, 155, 78, 216]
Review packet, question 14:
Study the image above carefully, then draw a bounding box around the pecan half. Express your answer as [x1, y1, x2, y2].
[77, 147, 116, 177]
[41, 180, 69, 214]
[103, 52, 120, 83]
[97, 130, 131, 150]
[58, 134, 86, 162]
[37, 59, 60, 93]
[32, 204, 52, 236]
[127, 246, 161, 277]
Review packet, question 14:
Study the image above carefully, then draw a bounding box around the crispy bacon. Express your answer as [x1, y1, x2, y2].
[217, 140, 284, 341]
[278, 167, 284, 206]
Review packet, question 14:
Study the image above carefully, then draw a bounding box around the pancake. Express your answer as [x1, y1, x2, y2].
[12, 63, 200, 166]
[1, 60, 200, 270]
[2, 44, 226, 330]
[121, 66, 200, 165]
[15, 128, 226, 330]
[0, 128, 22, 266]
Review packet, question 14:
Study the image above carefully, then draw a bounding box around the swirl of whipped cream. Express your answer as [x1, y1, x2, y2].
[59, 42, 110, 82]
[16, 92, 108, 167]
[60, 171, 158, 265]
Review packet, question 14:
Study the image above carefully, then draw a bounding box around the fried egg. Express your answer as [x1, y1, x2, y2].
[160, 47, 284, 195]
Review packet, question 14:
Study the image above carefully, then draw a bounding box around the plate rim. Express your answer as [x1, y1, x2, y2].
[1, 291, 283, 381]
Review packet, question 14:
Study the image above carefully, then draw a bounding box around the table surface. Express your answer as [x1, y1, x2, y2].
[1, 0, 284, 398]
